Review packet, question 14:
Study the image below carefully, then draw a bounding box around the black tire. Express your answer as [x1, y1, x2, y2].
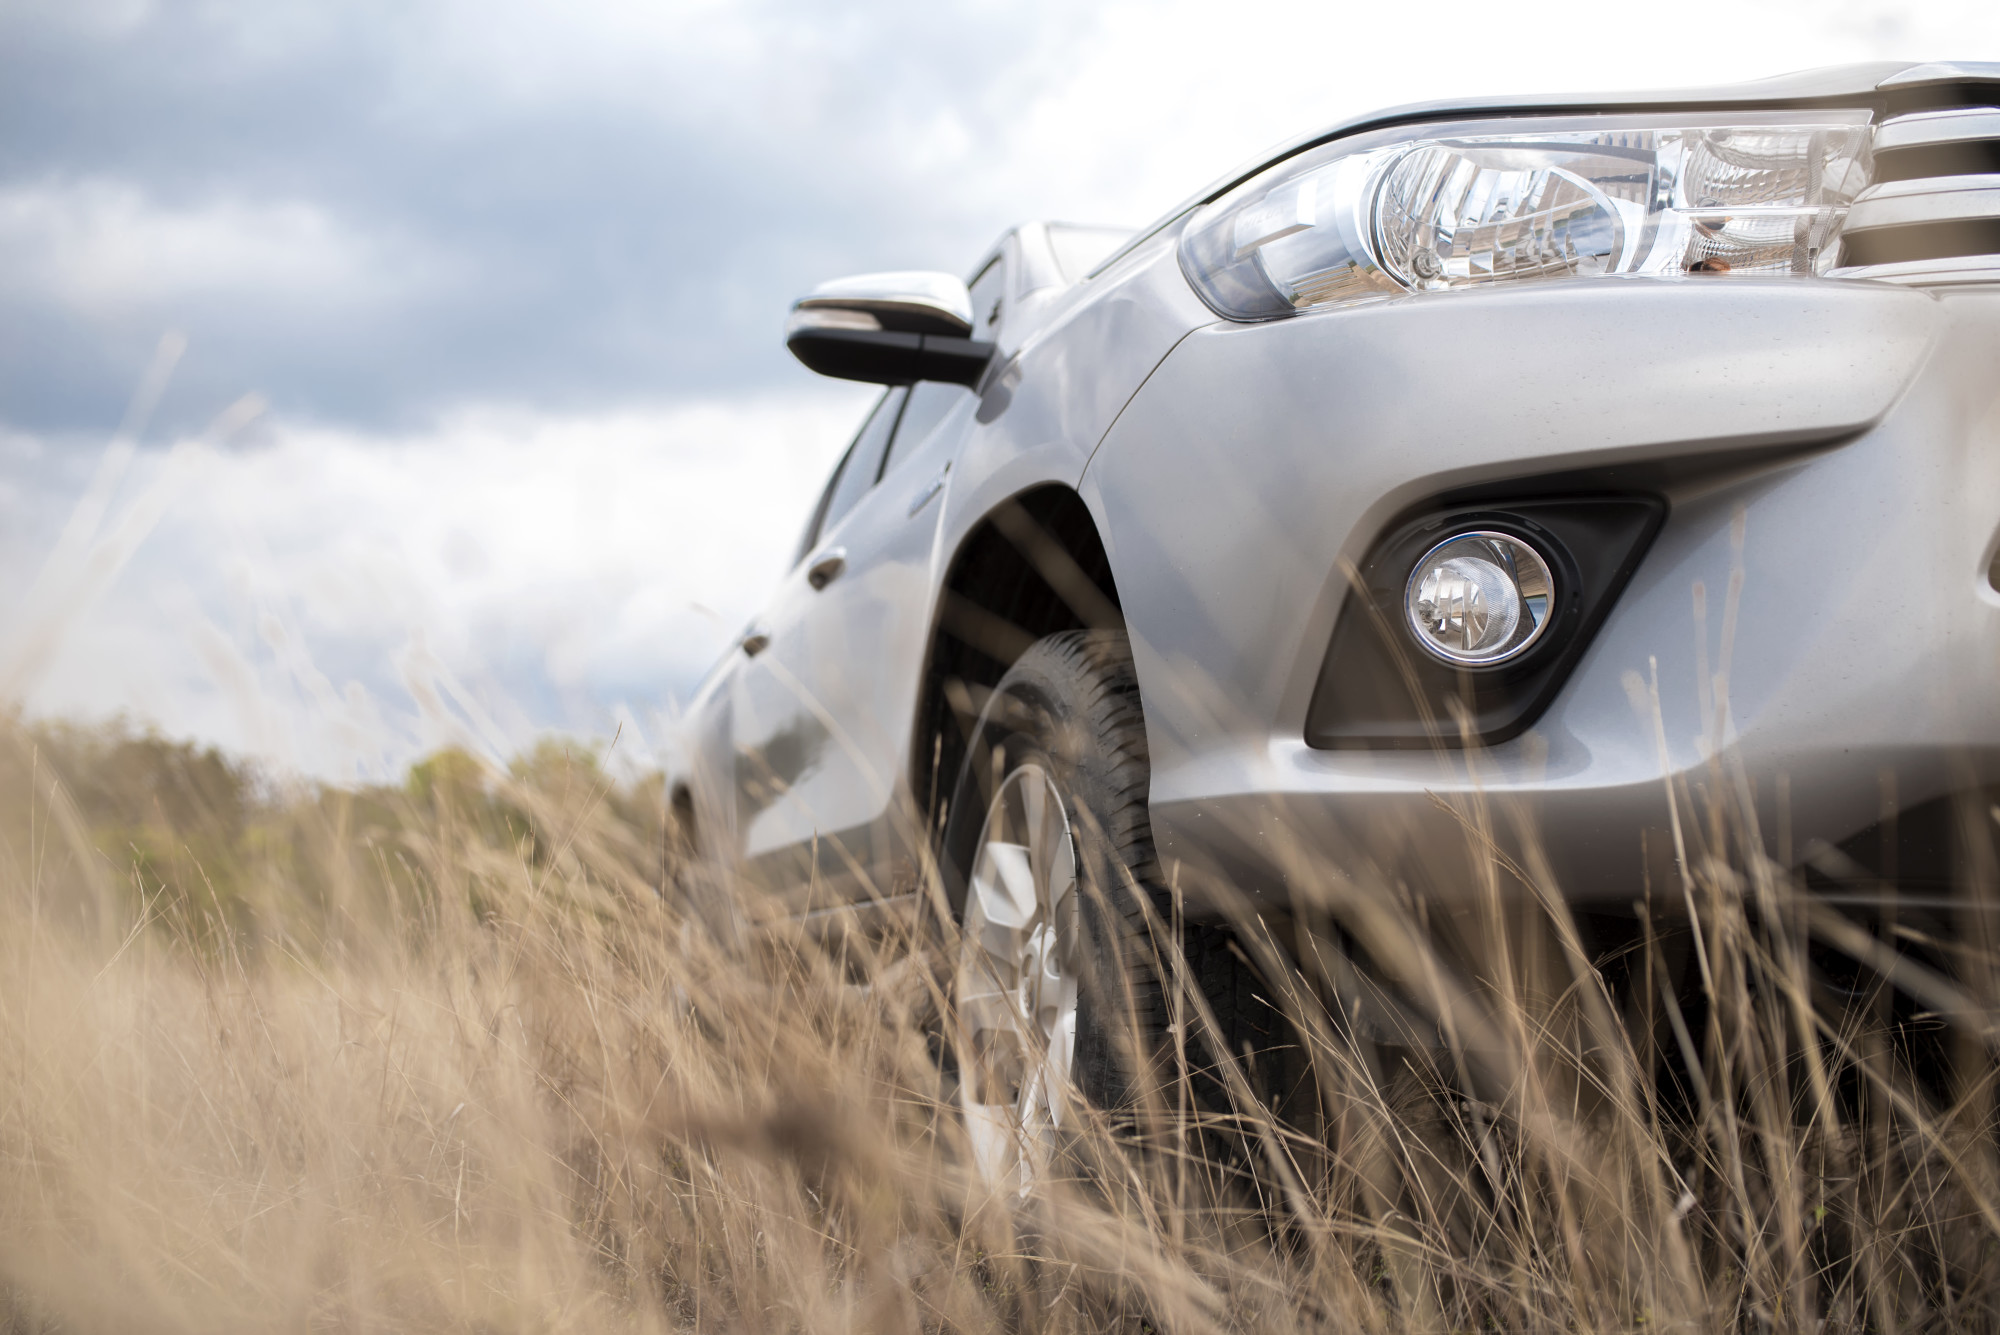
[940, 629, 1165, 1112]
[939, 629, 1291, 1128]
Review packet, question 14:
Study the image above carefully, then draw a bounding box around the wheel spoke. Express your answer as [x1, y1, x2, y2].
[1043, 999, 1077, 1129]
[1030, 776, 1062, 891]
[956, 987, 1018, 1037]
[1018, 775, 1047, 865]
[972, 840, 1038, 932]
[1032, 927, 1065, 1025]
[962, 1101, 1021, 1185]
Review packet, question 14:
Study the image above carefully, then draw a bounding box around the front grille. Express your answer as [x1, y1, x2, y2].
[1833, 64, 2000, 285]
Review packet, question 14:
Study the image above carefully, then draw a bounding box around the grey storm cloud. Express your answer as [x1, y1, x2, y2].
[0, 0, 1099, 437]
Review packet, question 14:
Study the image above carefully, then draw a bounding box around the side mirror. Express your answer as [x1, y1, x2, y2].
[785, 271, 995, 387]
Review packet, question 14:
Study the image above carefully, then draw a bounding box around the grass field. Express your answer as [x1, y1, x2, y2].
[2, 715, 1998, 1333]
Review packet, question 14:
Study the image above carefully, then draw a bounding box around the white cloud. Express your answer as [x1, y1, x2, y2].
[986, 0, 2000, 227]
[6, 388, 876, 780]
[0, 179, 434, 319]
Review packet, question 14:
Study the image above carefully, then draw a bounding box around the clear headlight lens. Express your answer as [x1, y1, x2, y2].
[1405, 532, 1555, 667]
[1183, 112, 1873, 319]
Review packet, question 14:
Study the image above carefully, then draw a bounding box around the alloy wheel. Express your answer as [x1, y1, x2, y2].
[953, 761, 1080, 1191]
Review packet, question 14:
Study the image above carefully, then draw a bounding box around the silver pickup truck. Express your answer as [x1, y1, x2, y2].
[672, 62, 2000, 1183]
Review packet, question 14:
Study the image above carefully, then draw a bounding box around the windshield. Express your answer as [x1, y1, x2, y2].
[1046, 224, 1135, 283]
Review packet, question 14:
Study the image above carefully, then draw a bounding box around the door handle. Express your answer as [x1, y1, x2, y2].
[739, 625, 771, 657]
[908, 460, 951, 517]
[806, 548, 847, 591]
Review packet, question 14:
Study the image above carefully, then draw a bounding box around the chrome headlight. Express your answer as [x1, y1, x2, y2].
[1182, 111, 1874, 320]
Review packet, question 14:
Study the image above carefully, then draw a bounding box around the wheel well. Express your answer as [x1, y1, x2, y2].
[668, 783, 696, 857]
[913, 485, 1124, 826]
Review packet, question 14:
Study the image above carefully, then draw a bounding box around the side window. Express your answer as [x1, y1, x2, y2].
[967, 252, 1007, 339]
[793, 445, 850, 568]
[814, 386, 906, 547]
[794, 389, 896, 565]
[879, 380, 972, 481]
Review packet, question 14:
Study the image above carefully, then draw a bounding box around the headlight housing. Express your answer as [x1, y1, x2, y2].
[1182, 111, 1874, 320]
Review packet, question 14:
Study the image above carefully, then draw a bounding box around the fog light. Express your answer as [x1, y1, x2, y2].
[1405, 531, 1555, 667]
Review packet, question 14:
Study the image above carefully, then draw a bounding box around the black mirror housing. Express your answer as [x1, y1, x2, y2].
[786, 327, 994, 387]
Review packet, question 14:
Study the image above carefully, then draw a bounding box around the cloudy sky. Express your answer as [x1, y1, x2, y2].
[2, 0, 1995, 780]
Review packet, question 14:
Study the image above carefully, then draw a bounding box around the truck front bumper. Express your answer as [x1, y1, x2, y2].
[1085, 277, 2000, 910]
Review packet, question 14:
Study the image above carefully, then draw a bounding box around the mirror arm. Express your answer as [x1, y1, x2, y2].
[916, 335, 996, 387]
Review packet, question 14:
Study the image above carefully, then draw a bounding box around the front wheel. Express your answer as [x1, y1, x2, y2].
[940, 630, 1164, 1189]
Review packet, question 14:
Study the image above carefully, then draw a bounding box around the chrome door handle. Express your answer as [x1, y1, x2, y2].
[908, 461, 951, 517]
[739, 625, 771, 657]
[806, 548, 847, 591]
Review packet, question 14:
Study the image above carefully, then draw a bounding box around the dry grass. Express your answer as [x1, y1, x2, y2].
[2, 714, 1998, 1333]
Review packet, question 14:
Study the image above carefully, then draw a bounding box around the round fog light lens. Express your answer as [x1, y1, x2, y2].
[1404, 531, 1555, 667]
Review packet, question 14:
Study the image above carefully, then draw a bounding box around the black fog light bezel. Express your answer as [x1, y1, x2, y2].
[1305, 494, 1665, 751]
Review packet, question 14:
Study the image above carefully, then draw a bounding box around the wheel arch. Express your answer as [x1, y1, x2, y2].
[668, 781, 697, 856]
[910, 483, 1126, 831]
